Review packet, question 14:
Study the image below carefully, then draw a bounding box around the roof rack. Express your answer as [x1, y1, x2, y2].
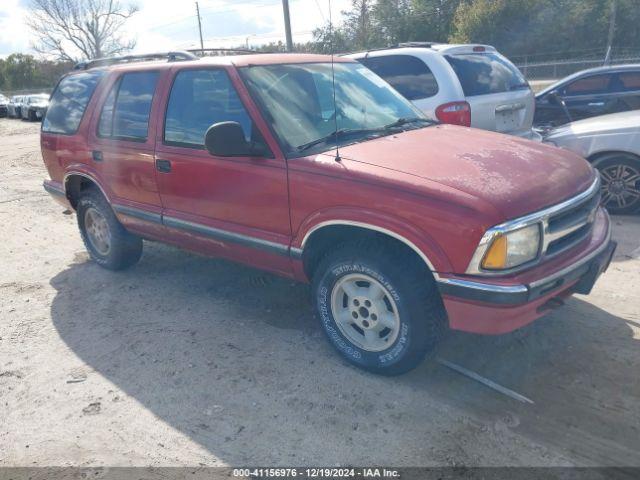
[73, 51, 198, 70]
[396, 41, 442, 48]
[188, 48, 266, 56]
[341, 41, 443, 57]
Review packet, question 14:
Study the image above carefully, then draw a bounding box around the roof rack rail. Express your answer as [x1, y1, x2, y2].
[396, 41, 442, 48]
[188, 48, 279, 56]
[341, 41, 443, 57]
[73, 51, 198, 70]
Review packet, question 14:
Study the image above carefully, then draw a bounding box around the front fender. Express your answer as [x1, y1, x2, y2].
[292, 206, 454, 275]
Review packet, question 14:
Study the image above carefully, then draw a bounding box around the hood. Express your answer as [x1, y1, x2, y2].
[336, 124, 595, 220]
[545, 111, 640, 139]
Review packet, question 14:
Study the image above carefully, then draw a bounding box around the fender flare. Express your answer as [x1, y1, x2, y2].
[293, 209, 453, 277]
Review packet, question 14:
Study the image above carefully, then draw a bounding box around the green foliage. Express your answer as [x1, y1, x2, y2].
[311, 0, 640, 58]
[0, 54, 71, 93]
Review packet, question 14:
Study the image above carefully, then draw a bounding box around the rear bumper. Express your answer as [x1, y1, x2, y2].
[438, 209, 615, 334]
[43, 180, 71, 209]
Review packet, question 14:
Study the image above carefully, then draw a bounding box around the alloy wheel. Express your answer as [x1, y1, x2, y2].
[330, 273, 400, 352]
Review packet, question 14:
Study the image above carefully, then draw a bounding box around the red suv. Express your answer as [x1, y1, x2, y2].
[41, 52, 615, 375]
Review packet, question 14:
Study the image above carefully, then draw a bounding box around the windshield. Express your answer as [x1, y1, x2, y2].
[28, 95, 47, 103]
[445, 52, 529, 96]
[240, 62, 427, 156]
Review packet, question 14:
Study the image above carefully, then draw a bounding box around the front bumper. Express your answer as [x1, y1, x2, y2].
[513, 128, 543, 142]
[437, 208, 615, 334]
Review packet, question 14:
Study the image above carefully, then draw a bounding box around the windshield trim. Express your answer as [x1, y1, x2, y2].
[238, 62, 428, 159]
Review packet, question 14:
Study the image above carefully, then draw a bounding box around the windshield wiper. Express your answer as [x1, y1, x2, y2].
[296, 127, 385, 153]
[296, 117, 435, 153]
[509, 82, 530, 91]
[382, 117, 435, 129]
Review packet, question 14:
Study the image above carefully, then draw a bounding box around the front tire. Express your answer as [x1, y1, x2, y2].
[312, 242, 447, 375]
[77, 188, 143, 270]
[596, 153, 640, 214]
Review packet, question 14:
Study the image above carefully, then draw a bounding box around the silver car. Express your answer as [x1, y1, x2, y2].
[0, 94, 8, 117]
[346, 43, 540, 140]
[21, 94, 49, 121]
[544, 110, 640, 214]
[7, 95, 24, 118]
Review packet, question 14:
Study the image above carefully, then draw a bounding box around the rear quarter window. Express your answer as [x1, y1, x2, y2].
[445, 53, 528, 97]
[359, 54, 439, 100]
[42, 70, 105, 135]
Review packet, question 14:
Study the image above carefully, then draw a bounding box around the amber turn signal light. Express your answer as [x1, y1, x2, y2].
[481, 235, 508, 269]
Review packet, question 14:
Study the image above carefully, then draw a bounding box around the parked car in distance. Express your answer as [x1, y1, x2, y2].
[534, 64, 640, 131]
[7, 95, 23, 118]
[21, 93, 49, 121]
[0, 94, 8, 117]
[544, 110, 640, 214]
[346, 42, 540, 140]
[42, 51, 615, 375]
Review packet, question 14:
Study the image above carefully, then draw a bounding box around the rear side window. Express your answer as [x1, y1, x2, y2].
[359, 55, 438, 100]
[445, 53, 528, 96]
[98, 71, 159, 141]
[164, 68, 258, 148]
[43, 70, 105, 134]
[563, 74, 613, 96]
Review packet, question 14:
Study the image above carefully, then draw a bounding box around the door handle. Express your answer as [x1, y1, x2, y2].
[155, 159, 172, 173]
[588, 102, 605, 107]
[92, 150, 103, 162]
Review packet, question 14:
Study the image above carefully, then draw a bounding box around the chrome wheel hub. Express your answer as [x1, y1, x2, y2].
[84, 207, 111, 256]
[330, 273, 400, 352]
[600, 164, 640, 209]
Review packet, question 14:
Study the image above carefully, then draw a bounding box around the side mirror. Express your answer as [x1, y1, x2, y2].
[204, 121, 253, 157]
[546, 91, 572, 123]
[546, 91, 562, 105]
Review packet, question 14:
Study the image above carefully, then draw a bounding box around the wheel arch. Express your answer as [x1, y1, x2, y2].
[63, 171, 110, 209]
[298, 220, 446, 281]
[588, 150, 640, 168]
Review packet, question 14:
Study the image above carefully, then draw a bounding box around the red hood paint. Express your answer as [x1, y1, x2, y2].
[335, 124, 596, 220]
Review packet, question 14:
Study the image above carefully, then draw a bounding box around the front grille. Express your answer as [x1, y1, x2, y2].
[542, 182, 601, 258]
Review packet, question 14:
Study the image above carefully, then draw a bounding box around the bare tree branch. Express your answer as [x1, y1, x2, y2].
[26, 0, 138, 62]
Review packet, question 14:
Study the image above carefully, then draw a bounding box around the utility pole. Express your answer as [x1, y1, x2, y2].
[604, 0, 616, 65]
[281, 0, 293, 52]
[195, 2, 204, 52]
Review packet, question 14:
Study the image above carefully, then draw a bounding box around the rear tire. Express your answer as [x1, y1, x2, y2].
[595, 153, 640, 214]
[77, 188, 143, 270]
[312, 241, 447, 375]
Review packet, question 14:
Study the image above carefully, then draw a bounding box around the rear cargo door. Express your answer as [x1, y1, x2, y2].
[445, 52, 535, 136]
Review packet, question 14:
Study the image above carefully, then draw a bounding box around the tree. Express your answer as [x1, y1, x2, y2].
[449, 0, 640, 58]
[0, 54, 72, 92]
[26, 0, 139, 62]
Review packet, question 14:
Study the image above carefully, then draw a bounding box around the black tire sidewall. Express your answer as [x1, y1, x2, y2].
[313, 249, 437, 374]
[77, 194, 115, 267]
[596, 154, 640, 214]
[77, 190, 142, 270]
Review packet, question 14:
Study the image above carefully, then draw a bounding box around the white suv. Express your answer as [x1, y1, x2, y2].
[346, 43, 540, 139]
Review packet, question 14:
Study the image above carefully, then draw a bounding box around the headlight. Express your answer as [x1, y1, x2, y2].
[481, 224, 541, 270]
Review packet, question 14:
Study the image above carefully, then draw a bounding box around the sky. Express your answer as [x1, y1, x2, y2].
[0, 0, 351, 58]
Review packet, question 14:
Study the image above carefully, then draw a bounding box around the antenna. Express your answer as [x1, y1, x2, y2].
[328, 0, 341, 162]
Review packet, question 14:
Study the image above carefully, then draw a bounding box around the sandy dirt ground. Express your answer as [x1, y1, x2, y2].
[0, 118, 638, 468]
